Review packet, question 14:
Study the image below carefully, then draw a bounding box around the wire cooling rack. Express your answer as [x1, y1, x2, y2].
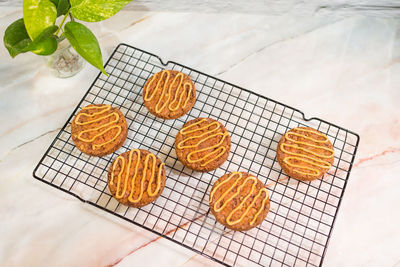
[33, 43, 359, 267]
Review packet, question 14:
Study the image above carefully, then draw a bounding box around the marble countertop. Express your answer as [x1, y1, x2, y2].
[1, 6, 399, 267]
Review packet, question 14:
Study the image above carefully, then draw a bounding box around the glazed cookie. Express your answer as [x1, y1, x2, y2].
[276, 127, 335, 181]
[175, 118, 231, 172]
[142, 70, 196, 119]
[209, 172, 270, 231]
[107, 149, 166, 208]
[71, 104, 128, 157]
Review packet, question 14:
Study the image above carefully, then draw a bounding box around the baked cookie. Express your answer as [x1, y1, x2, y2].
[276, 127, 335, 181]
[209, 172, 270, 231]
[107, 149, 166, 208]
[175, 118, 231, 172]
[71, 104, 128, 157]
[142, 70, 196, 119]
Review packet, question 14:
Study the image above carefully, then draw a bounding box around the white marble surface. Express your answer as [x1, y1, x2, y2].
[1, 6, 400, 267]
[2, 0, 400, 16]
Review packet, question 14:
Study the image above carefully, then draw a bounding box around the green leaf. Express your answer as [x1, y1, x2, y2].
[64, 21, 107, 75]
[23, 0, 57, 40]
[3, 19, 32, 58]
[57, 0, 71, 16]
[70, 0, 131, 22]
[50, 0, 71, 17]
[3, 19, 57, 57]
[28, 25, 58, 55]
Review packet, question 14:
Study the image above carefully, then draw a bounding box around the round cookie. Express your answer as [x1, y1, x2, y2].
[276, 127, 335, 181]
[175, 118, 231, 172]
[142, 70, 196, 119]
[71, 104, 128, 157]
[107, 149, 166, 208]
[209, 172, 270, 231]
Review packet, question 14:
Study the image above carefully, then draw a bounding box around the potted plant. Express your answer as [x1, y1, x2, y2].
[3, 0, 131, 78]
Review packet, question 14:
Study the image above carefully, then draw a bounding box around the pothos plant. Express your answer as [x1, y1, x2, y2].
[3, 0, 131, 76]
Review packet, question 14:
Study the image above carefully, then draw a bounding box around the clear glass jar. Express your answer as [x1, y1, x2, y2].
[46, 38, 85, 78]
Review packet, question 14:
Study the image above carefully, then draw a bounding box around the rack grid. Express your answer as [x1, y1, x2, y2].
[33, 43, 359, 267]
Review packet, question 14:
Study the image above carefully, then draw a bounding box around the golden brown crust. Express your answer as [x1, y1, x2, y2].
[142, 70, 196, 119]
[71, 104, 128, 157]
[276, 127, 334, 181]
[209, 172, 270, 231]
[175, 118, 231, 172]
[107, 149, 166, 208]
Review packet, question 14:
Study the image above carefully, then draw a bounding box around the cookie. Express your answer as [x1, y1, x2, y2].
[276, 127, 335, 181]
[175, 118, 231, 172]
[107, 149, 166, 208]
[71, 104, 128, 157]
[142, 70, 196, 119]
[209, 172, 270, 231]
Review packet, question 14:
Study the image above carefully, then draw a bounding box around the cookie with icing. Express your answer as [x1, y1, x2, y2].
[209, 171, 270, 231]
[276, 127, 335, 181]
[107, 149, 166, 208]
[142, 70, 196, 119]
[71, 104, 128, 157]
[175, 118, 231, 172]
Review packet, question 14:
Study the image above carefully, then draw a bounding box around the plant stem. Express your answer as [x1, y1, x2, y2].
[55, 10, 71, 36]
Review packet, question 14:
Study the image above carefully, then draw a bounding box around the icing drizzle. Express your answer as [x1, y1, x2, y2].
[144, 70, 193, 114]
[280, 128, 334, 177]
[110, 149, 165, 203]
[75, 105, 122, 150]
[177, 118, 229, 167]
[210, 172, 269, 226]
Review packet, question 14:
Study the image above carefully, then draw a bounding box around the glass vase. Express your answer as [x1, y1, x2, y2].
[45, 38, 85, 78]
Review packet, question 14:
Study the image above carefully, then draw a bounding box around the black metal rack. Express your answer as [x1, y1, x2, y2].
[33, 44, 359, 267]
